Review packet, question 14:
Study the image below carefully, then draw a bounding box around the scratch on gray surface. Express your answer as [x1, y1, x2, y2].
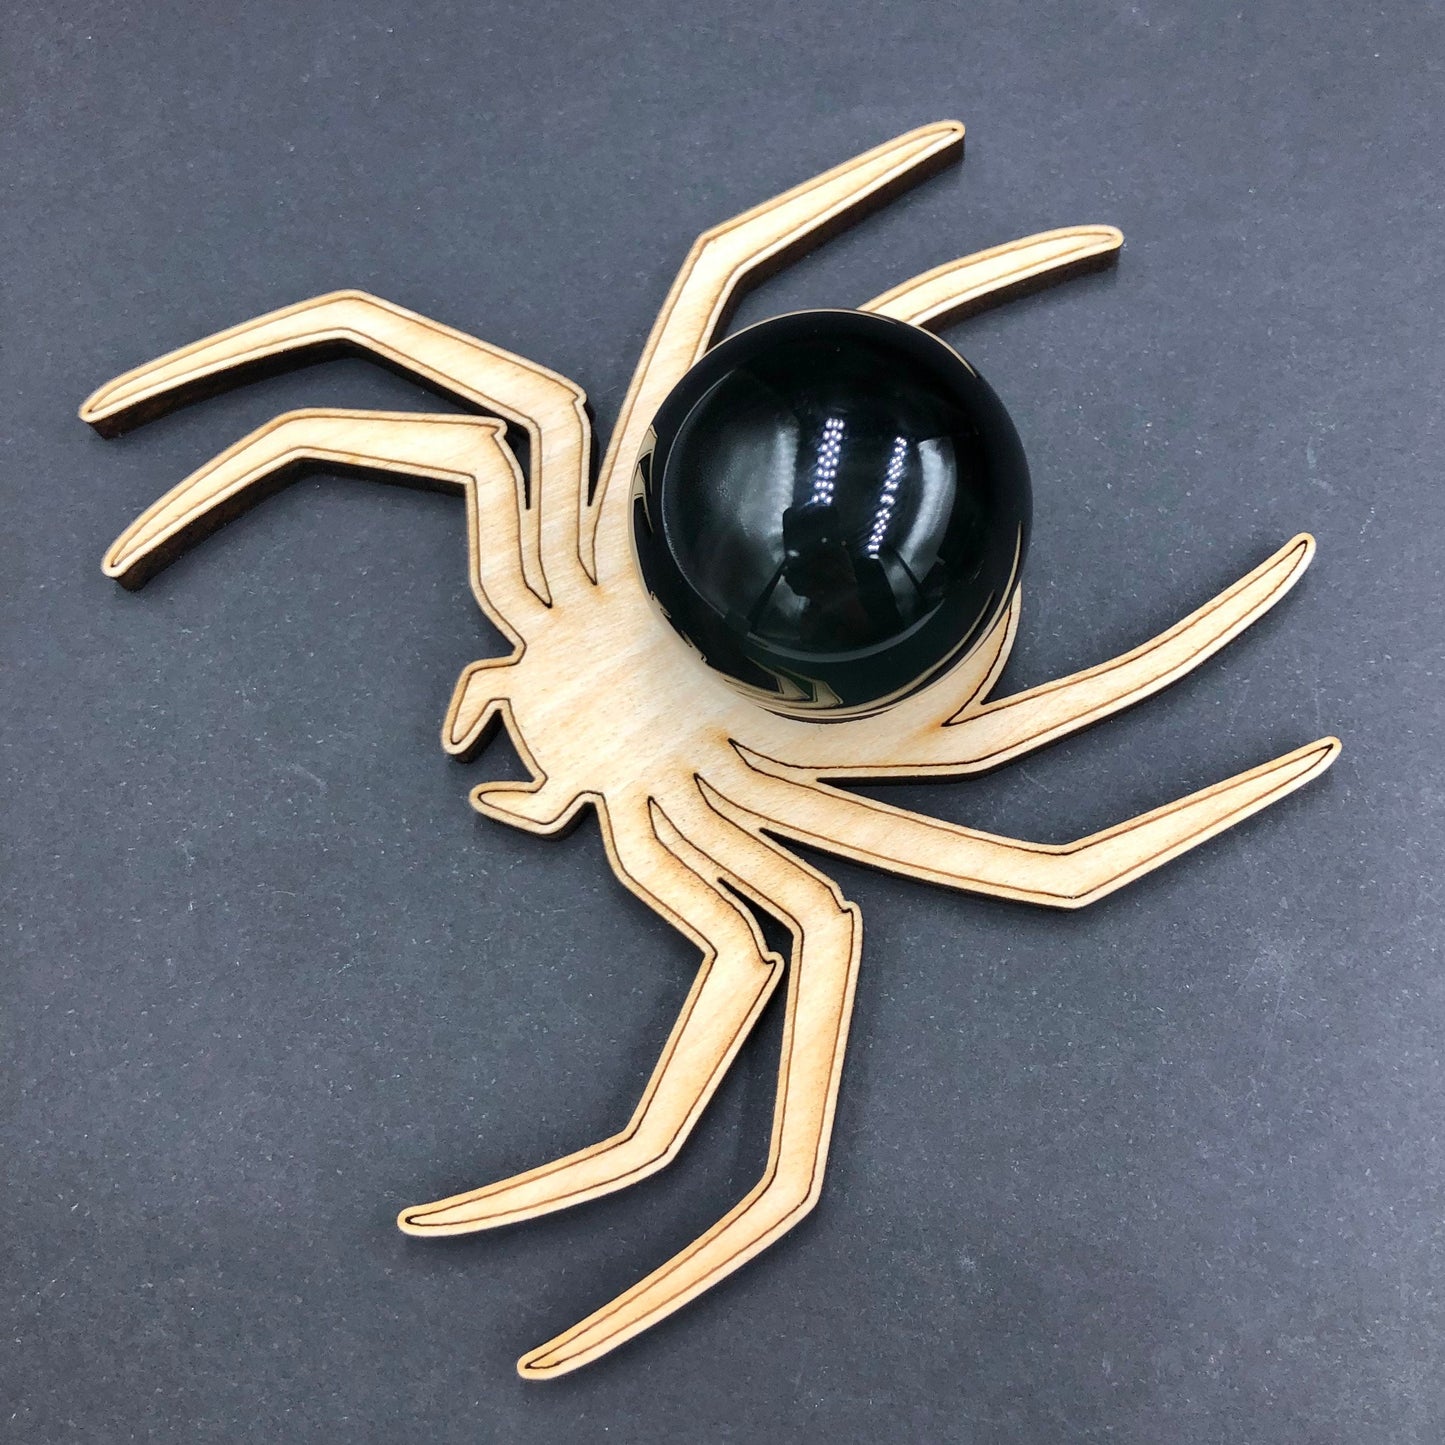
[1304, 440, 1335, 492]
[1015, 765, 1054, 795]
[284, 760, 328, 794]
[1225, 672, 1254, 737]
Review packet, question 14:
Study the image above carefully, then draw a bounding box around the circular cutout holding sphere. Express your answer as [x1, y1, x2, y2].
[631, 308, 1030, 714]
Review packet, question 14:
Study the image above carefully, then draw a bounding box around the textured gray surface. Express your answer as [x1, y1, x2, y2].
[3, 2, 1443, 1441]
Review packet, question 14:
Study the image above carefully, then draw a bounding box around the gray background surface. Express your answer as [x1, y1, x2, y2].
[3, 2, 1443, 1441]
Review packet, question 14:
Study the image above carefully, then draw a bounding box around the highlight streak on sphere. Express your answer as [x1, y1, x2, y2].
[631, 309, 1031, 715]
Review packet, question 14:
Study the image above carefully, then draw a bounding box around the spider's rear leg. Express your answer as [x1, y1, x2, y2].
[396, 796, 782, 1238]
[731, 736, 1341, 910]
[516, 795, 861, 1379]
[83, 289, 592, 598]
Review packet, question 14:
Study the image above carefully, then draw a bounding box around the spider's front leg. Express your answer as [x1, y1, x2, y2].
[84, 288, 593, 604]
[96, 410, 545, 648]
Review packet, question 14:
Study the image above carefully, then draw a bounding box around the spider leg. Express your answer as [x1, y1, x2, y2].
[862, 224, 1122, 330]
[590, 121, 965, 575]
[518, 791, 861, 1378]
[99, 409, 543, 640]
[727, 736, 1339, 909]
[396, 796, 782, 1238]
[779, 534, 1318, 779]
[82, 290, 591, 601]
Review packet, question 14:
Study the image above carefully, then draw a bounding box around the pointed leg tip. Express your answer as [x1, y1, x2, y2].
[396, 1203, 471, 1236]
[1062, 223, 1123, 251]
[397, 1196, 505, 1236]
[1088, 224, 1125, 255]
[929, 120, 965, 157]
[516, 1343, 582, 1380]
[101, 546, 144, 588]
[78, 386, 111, 422]
[1252, 533, 1315, 593]
[1277, 736, 1341, 788]
[80, 397, 127, 438]
[899, 119, 965, 157]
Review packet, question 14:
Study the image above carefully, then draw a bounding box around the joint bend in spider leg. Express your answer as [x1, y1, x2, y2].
[733, 736, 1340, 909]
[468, 773, 590, 835]
[397, 800, 781, 1238]
[516, 801, 862, 1378]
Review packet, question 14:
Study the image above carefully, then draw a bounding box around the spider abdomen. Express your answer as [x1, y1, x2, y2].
[630, 309, 1030, 715]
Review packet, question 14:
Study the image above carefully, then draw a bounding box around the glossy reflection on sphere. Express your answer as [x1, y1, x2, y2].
[631, 309, 1030, 713]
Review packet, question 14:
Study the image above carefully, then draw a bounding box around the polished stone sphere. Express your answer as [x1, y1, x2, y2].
[631, 309, 1030, 713]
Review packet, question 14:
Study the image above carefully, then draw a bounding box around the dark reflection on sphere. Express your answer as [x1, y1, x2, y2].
[631, 309, 1030, 713]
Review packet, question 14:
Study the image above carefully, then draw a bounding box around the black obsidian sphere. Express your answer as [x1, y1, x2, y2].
[631, 309, 1030, 713]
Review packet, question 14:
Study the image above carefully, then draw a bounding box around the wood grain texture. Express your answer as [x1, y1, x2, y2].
[82, 121, 1339, 1378]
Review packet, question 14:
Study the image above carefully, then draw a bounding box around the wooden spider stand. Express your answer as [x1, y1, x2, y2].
[84, 123, 1338, 1377]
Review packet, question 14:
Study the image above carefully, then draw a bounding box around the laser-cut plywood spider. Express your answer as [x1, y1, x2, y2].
[84, 122, 1339, 1377]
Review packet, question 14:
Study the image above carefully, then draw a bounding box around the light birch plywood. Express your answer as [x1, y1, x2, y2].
[82, 122, 1339, 1378]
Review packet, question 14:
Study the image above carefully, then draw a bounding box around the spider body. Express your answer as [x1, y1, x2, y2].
[84, 122, 1338, 1378]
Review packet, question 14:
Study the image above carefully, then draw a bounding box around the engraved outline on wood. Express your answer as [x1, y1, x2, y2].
[81, 121, 1340, 1379]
